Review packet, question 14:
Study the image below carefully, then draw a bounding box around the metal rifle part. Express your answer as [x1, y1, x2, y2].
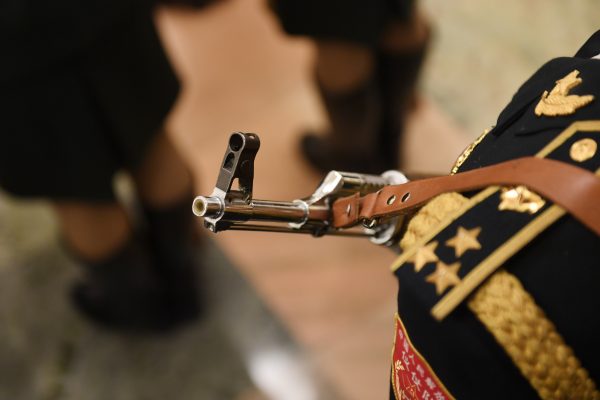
[193, 132, 409, 247]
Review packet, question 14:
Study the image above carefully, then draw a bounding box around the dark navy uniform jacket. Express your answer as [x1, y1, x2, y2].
[391, 30, 600, 399]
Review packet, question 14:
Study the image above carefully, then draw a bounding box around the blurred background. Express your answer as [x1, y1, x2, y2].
[0, 0, 598, 399]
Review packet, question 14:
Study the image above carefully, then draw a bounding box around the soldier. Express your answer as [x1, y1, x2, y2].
[381, 29, 600, 399]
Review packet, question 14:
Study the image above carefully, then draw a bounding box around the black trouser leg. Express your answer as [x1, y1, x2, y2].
[144, 192, 202, 323]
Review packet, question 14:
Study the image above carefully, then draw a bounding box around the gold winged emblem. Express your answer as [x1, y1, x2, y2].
[535, 70, 594, 117]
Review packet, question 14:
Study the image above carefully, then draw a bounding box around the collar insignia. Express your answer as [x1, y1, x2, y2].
[535, 70, 594, 117]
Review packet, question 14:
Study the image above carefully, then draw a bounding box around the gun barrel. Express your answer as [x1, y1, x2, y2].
[192, 195, 224, 217]
[193, 196, 330, 226]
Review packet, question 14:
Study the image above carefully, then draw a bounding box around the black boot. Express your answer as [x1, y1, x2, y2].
[377, 31, 430, 170]
[301, 75, 386, 174]
[144, 194, 202, 324]
[71, 235, 175, 332]
[301, 30, 429, 175]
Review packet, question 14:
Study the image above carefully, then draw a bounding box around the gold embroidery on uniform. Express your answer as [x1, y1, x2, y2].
[445, 226, 482, 257]
[499, 186, 546, 214]
[426, 261, 462, 295]
[409, 241, 439, 272]
[450, 127, 492, 175]
[391, 120, 600, 273]
[534, 70, 595, 117]
[468, 271, 600, 400]
[432, 204, 566, 320]
[570, 138, 597, 162]
[432, 164, 600, 320]
[403, 166, 600, 396]
[535, 120, 600, 157]
[391, 188, 497, 271]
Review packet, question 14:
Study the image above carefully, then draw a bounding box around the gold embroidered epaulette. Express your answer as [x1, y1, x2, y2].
[391, 120, 600, 320]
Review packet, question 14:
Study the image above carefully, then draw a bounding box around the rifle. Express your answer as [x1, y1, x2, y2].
[193, 132, 600, 244]
[192, 132, 409, 250]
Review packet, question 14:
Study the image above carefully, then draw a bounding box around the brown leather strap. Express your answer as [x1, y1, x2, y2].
[332, 157, 600, 236]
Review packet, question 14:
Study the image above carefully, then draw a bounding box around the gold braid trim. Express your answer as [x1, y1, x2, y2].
[398, 190, 600, 398]
[401, 125, 491, 251]
[468, 271, 600, 400]
[450, 127, 492, 175]
[399, 192, 469, 251]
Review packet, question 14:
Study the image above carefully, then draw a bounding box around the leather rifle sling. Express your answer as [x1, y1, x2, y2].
[332, 157, 600, 236]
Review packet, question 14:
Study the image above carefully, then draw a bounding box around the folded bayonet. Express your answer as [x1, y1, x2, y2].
[192, 132, 409, 247]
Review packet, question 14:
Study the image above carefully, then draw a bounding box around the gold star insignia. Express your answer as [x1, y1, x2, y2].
[408, 241, 439, 272]
[535, 70, 595, 117]
[425, 261, 462, 295]
[445, 226, 482, 257]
